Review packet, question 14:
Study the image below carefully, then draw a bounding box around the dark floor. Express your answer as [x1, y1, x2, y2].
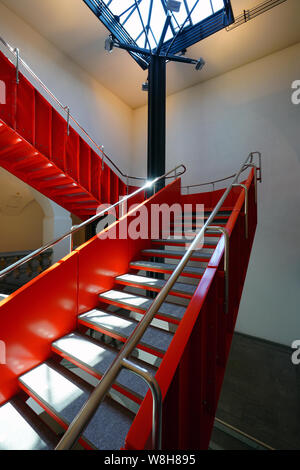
[212, 332, 300, 450]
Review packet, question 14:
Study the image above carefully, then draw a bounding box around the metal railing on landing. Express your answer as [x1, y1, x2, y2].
[0, 34, 179, 189]
[54, 151, 262, 451]
[182, 152, 262, 194]
[0, 164, 185, 281]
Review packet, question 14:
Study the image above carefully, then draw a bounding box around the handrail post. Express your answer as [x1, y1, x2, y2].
[206, 226, 230, 313]
[121, 359, 162, 450]
[233, 183, 248, 239]
[14, 47, 19, 84]
[245, 163, 258, 203]
[69, 226, 78, 253]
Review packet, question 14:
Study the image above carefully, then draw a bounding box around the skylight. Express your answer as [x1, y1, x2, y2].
[103, 0, 227, 51]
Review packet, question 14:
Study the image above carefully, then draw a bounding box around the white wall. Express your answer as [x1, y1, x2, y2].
[132, 42, 300, 347]
[0, 1, 133, 174]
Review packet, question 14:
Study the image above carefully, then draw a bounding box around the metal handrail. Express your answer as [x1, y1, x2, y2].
[0, 34, 183, 185]
[0, 164, 186, 280]
[182, 151, 262, 193]
[55, 152, 261, 451]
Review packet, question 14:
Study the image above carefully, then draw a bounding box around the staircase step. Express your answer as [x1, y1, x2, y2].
[171, 222, 227, 228]
[99, 290, 185, 324]
[0, 397, 58, 450]
[153, 237, 220, 247]
[142, 247, 213, 261]
[116, 273, 197, 299]
[52, 333, 157, 404]
[173, 215, 229, 222]
[130, 260, 205, 278]
[78, 309, 173, 358]
[182, 210, 231, 217]
[18, 361, 134, 450]
[161, 228, 222, 237]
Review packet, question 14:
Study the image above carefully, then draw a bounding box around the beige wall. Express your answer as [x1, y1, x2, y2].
[0, 169, 43, 251]
[132, 42, 300, 347]
[0, 200, 43, 252]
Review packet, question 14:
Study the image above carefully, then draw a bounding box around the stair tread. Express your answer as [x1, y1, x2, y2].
[116, 273, 197, 296]
[52, 333, 157, 401]
[0, 398, 57, 450]
[142, 248, 213, 259]
[78, 309, 173, 355]
[130, 260, 205, 276]
[154, 237, 220, 245]
[99, 290, 186, 322]
[19, 362, 134, 450]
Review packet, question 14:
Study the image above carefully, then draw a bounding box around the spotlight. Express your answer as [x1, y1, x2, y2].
[142, 82, 149, 92]
[105, 36, 114, 53]
[195, 57, 205, 71]
[166, 0, 181, 13]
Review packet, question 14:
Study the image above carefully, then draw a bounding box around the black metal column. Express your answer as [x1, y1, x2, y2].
[147, 55, 166, 188]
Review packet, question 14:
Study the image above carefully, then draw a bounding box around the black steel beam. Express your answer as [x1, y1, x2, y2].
[159, 5, 234, 56]
[147, 55, 166, 187]
[83, 0, 149, 69]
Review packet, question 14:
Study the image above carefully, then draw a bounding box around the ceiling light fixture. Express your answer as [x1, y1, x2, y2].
[195, 57, 205, 71]
[166, 0, 181, 13]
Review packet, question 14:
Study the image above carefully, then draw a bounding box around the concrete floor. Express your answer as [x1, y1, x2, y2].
[213, 332, 300, 450]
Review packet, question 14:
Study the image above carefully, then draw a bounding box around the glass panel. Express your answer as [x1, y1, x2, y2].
[101, 0, 226, 50]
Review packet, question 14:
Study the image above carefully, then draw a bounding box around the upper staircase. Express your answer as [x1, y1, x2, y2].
[0, 154, 261, 450]
[0, 38, 132, 220]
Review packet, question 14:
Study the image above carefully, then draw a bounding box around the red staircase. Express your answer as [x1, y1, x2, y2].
[0, 161, 260, 449]
[0, 46, 130, 220]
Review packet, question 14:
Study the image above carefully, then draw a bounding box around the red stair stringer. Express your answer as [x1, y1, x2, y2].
[0, 49, 128, 219]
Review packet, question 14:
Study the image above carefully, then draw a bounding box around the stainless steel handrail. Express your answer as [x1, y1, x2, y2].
[0, 164, 186, 280]
[0, 35, 184, 185]
[182, 151, 262, 193]
[55, 152, 261, 451]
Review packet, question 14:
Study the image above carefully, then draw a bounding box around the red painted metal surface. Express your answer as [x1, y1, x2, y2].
[76, 179, 181, 314]
[124, 170, 257, 450]
[0, 253, 78, 405]
[0, 49, 131, 219]
[0, 101, 257, 450]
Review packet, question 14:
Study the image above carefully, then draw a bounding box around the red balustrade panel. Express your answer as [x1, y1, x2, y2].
[79, 137, 91, 193]
[0, 252, 79, 405]
[51, 108, 66, 170]
[0, 52, 16, 129]
[16, 74, 35, 144]
[35, 91, 52, 158]
[65, 127, 79, 181]
[90, 149, 101, 201]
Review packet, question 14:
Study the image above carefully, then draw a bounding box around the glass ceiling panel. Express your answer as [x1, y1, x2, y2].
[104, 0, 227, 51]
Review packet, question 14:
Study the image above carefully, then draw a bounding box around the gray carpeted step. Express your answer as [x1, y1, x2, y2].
[115, 273, 197, 298]
[142, 247, 213, 260]
[153, 236, 220, 246]
[78, 309, 173, 357]
[52, 332, 157, 402]
[0, 396, 58, 450]
[182, 210, 231, 217]
[19, 361, 134, 450]
[99, 290, 185, 323]
[130, 260, 205, 278]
